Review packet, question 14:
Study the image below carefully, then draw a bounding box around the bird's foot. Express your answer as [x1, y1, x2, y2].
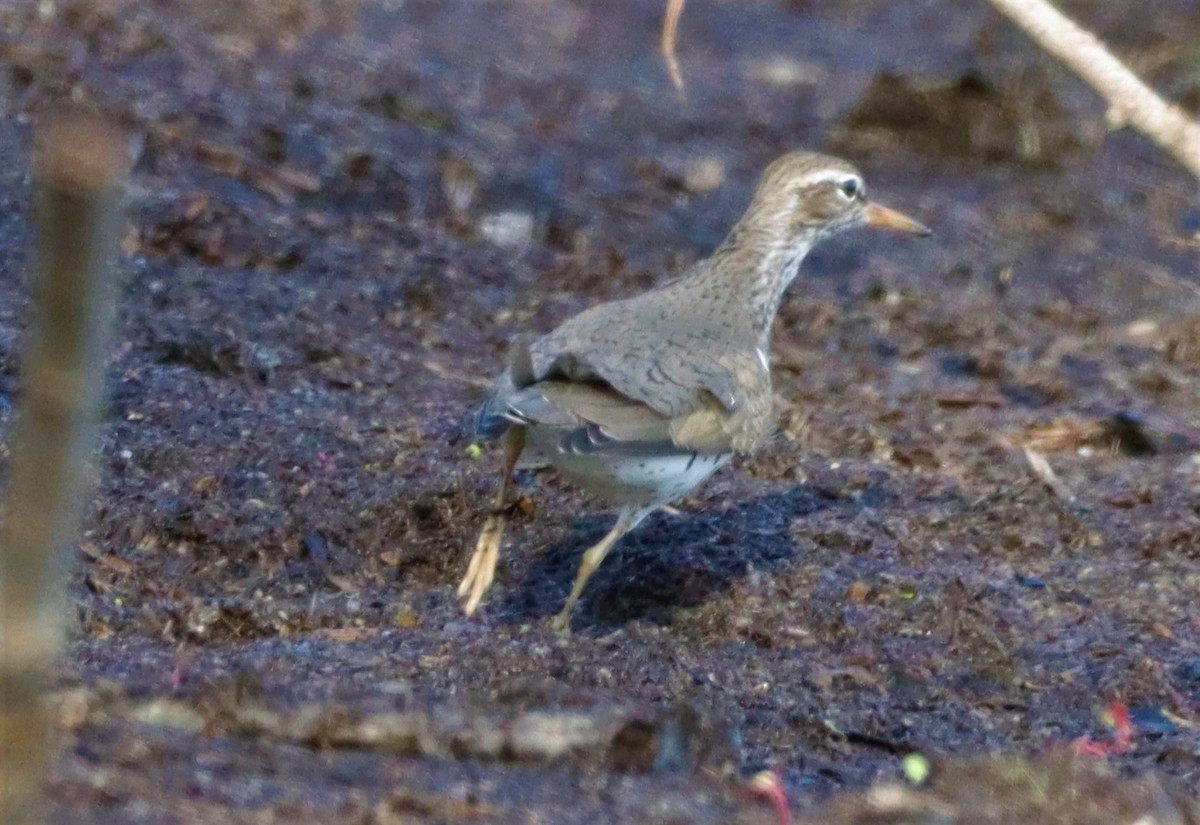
[458, 513, 505, 615]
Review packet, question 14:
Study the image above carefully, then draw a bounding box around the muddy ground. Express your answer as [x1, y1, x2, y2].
[2, 0, 1200, 822]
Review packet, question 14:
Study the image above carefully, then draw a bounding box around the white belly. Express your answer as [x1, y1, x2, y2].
[545, 444, 732, 507]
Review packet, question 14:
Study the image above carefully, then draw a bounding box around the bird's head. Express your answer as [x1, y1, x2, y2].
[737, 150, 930, 252]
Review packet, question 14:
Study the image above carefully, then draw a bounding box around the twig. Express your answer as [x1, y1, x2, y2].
[1020, 445, 1075, 504]
[661, 0, 687, 99]
[0, 110, 126, 824]
[987, 0, 1200, 179]
[658, 0, 1200, 177]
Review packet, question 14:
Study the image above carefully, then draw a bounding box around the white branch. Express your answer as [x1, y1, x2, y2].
[987, 0, 1200, 179]
[659, 0, 1200, 177]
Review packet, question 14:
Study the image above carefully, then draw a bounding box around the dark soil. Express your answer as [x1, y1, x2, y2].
[2, 0, 1200, 822]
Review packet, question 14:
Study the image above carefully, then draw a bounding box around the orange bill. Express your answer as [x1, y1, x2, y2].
[866, 202, 931, 236]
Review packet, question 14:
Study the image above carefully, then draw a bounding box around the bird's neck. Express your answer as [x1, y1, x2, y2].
[705, 224, 812, 348]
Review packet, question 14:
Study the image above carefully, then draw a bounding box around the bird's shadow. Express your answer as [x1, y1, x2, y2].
[497, 483, 852, 632]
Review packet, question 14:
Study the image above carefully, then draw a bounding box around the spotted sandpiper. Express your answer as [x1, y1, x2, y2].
[460, 150, 930, 631]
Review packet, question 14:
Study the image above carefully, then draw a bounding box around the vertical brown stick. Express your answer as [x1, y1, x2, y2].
[0, 112, 126, 824]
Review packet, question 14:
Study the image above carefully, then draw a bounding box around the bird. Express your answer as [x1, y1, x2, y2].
[459, 150, 930, 631]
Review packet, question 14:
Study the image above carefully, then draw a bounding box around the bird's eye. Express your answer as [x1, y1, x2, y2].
[838, 177, 862, 200]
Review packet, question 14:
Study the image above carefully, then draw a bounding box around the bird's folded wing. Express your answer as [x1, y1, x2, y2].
[507, 379, 737, 455]
[536, 342, 757, 417]
[474, 318, 767, 453]
[530, 382, 671, 440]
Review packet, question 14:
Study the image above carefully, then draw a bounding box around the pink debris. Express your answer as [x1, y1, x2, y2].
[745, 765, 791, 825]
[1070, 702, 1133, 758]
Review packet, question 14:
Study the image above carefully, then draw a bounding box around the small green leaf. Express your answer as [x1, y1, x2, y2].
[902, 752, 930, 785]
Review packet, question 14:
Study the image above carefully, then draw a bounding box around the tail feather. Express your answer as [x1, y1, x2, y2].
[474, 336, 537, 440]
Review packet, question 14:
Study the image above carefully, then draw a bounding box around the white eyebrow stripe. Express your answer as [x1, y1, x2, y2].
[802, 169, 863, 190]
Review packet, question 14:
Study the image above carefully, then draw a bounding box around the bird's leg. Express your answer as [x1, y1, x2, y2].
[459, 426, 526, 615]
[551, 505, 654, 633]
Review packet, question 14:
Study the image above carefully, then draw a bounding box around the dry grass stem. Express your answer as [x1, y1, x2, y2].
[661, 0, 687, 99]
